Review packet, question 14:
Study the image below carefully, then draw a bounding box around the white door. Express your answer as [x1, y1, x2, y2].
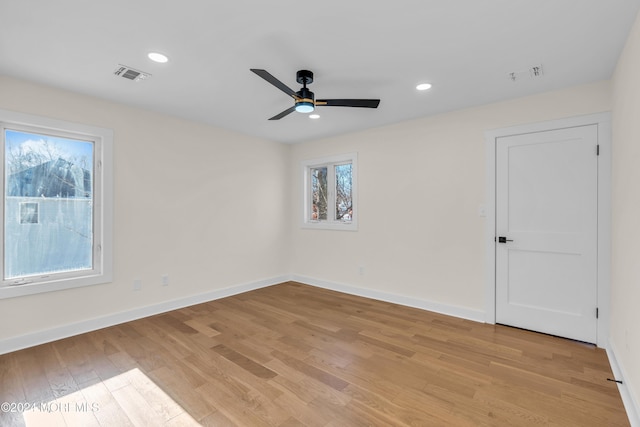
[495, 125, 599, 343]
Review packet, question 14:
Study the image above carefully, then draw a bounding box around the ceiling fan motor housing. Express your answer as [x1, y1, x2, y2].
[296, 87, 314, 102]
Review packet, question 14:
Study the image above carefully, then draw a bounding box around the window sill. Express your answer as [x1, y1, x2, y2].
[0, 272, 111, 299]
[302, 221, 358, 231]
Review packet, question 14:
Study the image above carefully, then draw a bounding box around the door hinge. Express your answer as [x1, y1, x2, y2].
[596, 307, 599, 318]
[596, 145, 600, 156]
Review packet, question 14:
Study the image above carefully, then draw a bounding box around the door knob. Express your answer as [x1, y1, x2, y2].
[498, 236, 513, 243]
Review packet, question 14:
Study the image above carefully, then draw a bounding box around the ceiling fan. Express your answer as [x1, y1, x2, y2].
[250, 68, 381, 120]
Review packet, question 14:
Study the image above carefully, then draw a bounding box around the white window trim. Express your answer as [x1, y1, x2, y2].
[0, 109, 113, 299]
[301, 152, 358, 231]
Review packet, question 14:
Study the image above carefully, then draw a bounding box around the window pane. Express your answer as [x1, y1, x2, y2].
[310, 166, 328, 221]
[335, 163, 352, 221]
[20, 202, 39, 224]
[4, 129, 94, 279]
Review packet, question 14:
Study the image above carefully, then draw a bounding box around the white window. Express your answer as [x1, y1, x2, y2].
[302, 153, 357, 231]
[0, 109, 113, 299]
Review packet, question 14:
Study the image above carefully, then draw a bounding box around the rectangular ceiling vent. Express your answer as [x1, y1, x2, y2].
[508, 64, 544, 82]
[114, 65, 151, 82]
[529, 65, 544, 78]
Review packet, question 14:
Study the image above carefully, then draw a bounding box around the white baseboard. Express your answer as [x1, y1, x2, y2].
[607, 342, 640, 427]
[291, 274, 485, 323]
[0, 275, 288, 356]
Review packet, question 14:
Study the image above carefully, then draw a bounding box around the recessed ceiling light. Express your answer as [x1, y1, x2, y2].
[416, 83, 432, 91]
[148, 52, 169, 63]
[309, 114, 320, 119]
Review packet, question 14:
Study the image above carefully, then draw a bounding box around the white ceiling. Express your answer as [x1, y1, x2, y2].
[1, 1, 639, 144]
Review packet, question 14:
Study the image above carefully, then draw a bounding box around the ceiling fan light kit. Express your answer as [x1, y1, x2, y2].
[295, 101, 315, 113]
[251, 68, 380, 120]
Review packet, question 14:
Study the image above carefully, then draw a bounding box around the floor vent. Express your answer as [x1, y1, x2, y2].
[114, 65, 151, 82]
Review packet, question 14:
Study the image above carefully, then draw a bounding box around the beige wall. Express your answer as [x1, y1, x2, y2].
[290, 81, 611, 314]
[612, 7, 640, 415]
[0, 76, 615, 338]
[0, 75, 291, 341]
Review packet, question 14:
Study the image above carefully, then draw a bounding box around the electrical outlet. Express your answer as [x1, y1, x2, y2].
[359, 266, 365, 275]
[133, 279, 142, 291]
[162, 274, 169, 286]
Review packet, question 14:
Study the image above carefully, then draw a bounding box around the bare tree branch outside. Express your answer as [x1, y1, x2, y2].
[309, 163, 353, 222]
[335, 163, 352, 221]
[311, 167, 327, 220]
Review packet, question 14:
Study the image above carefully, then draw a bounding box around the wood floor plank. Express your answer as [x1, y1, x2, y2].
[18, 347, 57, 403]
[271, 385, 332, 427]
[0, 282, 630, 426]
[212, 344, 277, 379]
[145, 365, 216, 422]
[78, 380, 134, 427]
[197, 409, 237, 427]
[343, 383, 446, 427]
[110, 383, 168, 426]
[0, 353, 27, 427]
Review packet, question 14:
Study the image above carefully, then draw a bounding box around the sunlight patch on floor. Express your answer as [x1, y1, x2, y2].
[22, 368, 200, 426]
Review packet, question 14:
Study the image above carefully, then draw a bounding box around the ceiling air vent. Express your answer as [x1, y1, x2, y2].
[114, 65, 151, 82]
[508, 64, 544, 82]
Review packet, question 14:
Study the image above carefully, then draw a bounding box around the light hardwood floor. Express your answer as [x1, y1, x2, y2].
[0, 282, 629, 426]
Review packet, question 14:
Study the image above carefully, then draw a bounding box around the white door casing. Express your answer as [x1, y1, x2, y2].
[485, 113, 611, 348]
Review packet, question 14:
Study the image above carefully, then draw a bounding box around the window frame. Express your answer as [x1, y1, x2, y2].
[0, 109, 113, 299]
[302, 152, 358, 231]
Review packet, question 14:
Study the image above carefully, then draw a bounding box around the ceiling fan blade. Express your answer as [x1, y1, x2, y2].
[251, 69, 298, 99]
[268, 106, 296, 120]
[316, 99, 380, 108]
